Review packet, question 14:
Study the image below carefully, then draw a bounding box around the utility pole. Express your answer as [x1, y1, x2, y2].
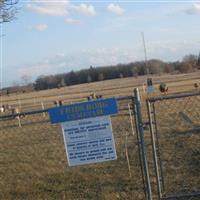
[141, 32, 154, 93]
[141, 32, 149, 75]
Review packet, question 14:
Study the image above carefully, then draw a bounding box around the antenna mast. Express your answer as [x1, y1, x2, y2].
[141, 32, 149, 75]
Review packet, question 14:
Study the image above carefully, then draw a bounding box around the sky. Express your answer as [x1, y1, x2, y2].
[1, 0, 200, 87]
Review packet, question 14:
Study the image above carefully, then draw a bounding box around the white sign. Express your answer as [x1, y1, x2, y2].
[61, 115, 117, 166]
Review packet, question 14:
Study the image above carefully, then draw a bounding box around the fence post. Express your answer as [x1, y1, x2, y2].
[133, 88, 152, 200]
[41, 101, 46, 117]
[147, 100, 162, 200]
[128, 103, 135, 137]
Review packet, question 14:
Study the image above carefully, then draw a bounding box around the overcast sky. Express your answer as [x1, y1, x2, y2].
[1, 0, 200, 87]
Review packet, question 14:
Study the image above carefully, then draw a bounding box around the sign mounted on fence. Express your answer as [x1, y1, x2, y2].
[48, 98, 118, 166]
[48, 98, 118, 124]
[62, 115, 117, 166]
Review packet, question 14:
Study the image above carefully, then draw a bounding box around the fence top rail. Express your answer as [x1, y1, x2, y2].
[147, 91, 200, 103]
[0, 108, 49, 120]
[0, 95, 134, 120]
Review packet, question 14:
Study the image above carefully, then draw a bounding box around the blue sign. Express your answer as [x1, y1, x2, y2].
[48, 98, 118, 124]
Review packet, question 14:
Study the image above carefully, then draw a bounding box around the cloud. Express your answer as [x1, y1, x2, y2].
[17, 38, 200, 80]
[98, 16, 135, 32]
[27, 24, 48, 31]
[18, 63, 54, 77]
[145, 39, 200, 61]
[84, 48, 137, 65]
[56, 53, 65, 57]
[195, 3, 200, 10]
[26, 1, 96, 17]
[184, 3, 200, 15]
[106, 3, 124, 15]
[65, 18, 80, 24]
[17, 48, 138, 79]
[26, 1, 70, 16]
[72, 4, 96, 16]
[18, 58, 67, 78]
[193, 3, 200, 13]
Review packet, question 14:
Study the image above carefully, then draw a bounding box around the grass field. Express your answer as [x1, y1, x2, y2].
[0, 72, 200, 200]
[1, 71, 200, 113]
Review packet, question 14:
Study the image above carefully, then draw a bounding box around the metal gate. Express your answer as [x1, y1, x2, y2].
[147, 92, 200, 200]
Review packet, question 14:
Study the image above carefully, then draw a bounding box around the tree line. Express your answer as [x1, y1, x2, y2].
[34, 54, 200, 90]
[1, 53, 200, 95]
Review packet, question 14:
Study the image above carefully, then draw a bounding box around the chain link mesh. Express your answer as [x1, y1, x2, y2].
[0, 99, 146, 200]
[152, 94, 200, 199]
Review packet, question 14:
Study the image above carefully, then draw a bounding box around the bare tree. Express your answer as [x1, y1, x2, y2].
[98, 73, 104, 81]
[182, 54, 197, 65]
[87, 75, 92, 83]
[0, 0, 18, 23]
[21, 74, 32, 85]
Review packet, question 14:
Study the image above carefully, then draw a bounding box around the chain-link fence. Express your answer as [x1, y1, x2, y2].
[0, 95, 150, 200]
[1, 89, 199, 200]
[147, 92, 200, 200]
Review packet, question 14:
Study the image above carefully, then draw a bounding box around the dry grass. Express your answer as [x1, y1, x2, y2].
[1, 71, 200, 112]
[0, 101, 145, 200]
[150, 95, 200, 197]
[0, 72, 200, 200]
